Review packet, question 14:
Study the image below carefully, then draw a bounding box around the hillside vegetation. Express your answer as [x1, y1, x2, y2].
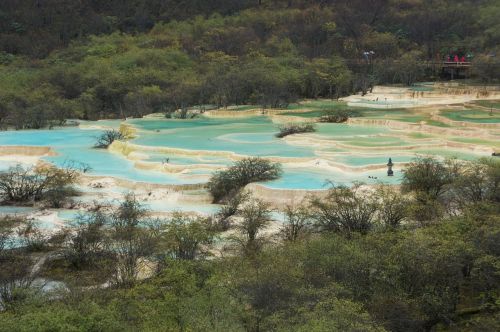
[0, 157, 499, 330]
[0, 0, 499, 128]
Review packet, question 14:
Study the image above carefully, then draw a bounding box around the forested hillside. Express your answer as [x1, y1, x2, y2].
[1, 0, 498, 58]
[0, 0, 498, 127]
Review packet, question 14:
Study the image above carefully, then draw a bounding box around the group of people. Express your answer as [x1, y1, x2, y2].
[445, 53, 473, 63]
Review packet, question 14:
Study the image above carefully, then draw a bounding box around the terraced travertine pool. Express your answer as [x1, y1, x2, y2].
[0, 107, 497, 192]
[0, 127, 191, 184]
[0, 86, 497, 229]
[439, 109, 500, 123]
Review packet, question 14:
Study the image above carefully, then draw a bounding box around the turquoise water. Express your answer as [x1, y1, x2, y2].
[0, 127, 198, 184]
[349, 100, 419, 107]
[334, 155, 414, 166]
[57, 210, 82, 222]
[0, 160, 31, 171]
[414, 149, 492, 160]
[146, 152, 230, 166]
[280, 111, 324, 118]
[0, 205, 36, 215]
[439, 110, 500, 123]
[264, 167, 402, 189]
[143, 201, 219, 215]
[0, 115, 490, 190]
[410, 86, 434, 92]
[315, 123, 388, 136]
[131, 117, 315, 158]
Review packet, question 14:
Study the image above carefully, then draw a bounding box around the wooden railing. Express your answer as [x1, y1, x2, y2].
[435, 61, 472, 68]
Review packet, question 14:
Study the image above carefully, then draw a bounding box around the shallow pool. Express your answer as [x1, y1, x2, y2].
[0, 113, 493, 190]
[440, 109, 500, 123]
[131, 117, 316, 158]
[0, 205, 36, 215]
[0, 127, 200, 184]
[264, 167, 402, 190]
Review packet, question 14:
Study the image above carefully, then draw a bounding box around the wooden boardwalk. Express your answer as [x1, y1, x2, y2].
[438, 61, 472, 68]
[426, 61, 473, 79]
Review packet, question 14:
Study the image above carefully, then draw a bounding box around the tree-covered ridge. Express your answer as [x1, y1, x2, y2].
[1, 1, 498, 58]
[1, 1, 499, 127]
[0, 0, 255, 57]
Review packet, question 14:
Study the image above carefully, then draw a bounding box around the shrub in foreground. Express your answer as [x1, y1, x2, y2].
[213, 191, 250, 231]
[207, 158, 282, 203]
[309, 183, 377, 235]
[0, 163, 82, 206]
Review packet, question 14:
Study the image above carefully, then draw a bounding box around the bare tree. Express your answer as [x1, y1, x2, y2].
[0, 163, 82, 205]
[0, 217, 18, 256]
[17, 220, 48, 252]
[161, 212, 214, 260]
[375, 185, 409, 228]
[310, 183, 377, 235]
[94, 130, 124, 149]
[64, 211, 108, 269]
[109, 194, 160, 287]
[279, 204, 311, 242]
[232, 198, 273, 256]
[214, 190, 250, 231]
[0, 253, 36, 311]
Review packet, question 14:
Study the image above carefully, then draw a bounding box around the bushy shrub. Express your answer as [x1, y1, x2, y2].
[401, 156, 456, 200]
[64, 212, 108, 269]
[17, 220, 48, 252]
[165, 109, 198, 119]
[94, 130, 124, 148]
[162, 212, 214, 260]
[0, 163, 82, 205]
[213, 191, 250, 231]
[275, 123, 316, 138]
[319, 109, 360, 123]
[309, 183, 377, 235]
[231, 198, 273, 255]
[0, 217, 24, 256]
[279, 204, 312, 241]
[375, 184, 410, 228]
[207, 158, 282, 203]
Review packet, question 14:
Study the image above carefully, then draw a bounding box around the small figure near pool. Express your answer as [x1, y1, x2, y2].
[387, 158, 394, 176]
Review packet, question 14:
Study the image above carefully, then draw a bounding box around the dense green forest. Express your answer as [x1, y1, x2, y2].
[0, 157, 499, 331]
[0, 0, 499, 128]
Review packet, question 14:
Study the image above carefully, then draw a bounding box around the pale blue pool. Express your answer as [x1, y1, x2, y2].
[0, 127, 199, 184]
[0, 205, 36, 215]
[0, 115, 489, 190]
[131, 117, 316, 158]
[264, 167, 402, 190]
